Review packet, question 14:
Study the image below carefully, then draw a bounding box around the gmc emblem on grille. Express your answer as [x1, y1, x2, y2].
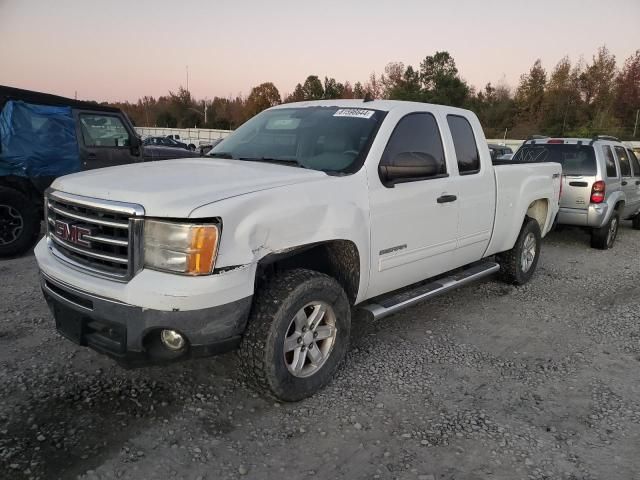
[54, 220, 93, 248]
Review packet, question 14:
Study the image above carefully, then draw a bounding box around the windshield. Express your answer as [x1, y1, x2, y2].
[512, 144, 597, 175]
[208, 106, 385, 172]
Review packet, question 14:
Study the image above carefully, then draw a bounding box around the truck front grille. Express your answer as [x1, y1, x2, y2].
[46, 190, 144, 281]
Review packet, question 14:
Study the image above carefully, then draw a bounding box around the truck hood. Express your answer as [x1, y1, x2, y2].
[52, 158, 328, 217]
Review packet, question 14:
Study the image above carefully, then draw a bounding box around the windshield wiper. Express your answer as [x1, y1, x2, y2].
[208, 152, 234, 159]
[238, 157, 306, 168]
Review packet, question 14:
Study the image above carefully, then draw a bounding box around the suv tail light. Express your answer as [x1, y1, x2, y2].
[591, 180, 605, 203]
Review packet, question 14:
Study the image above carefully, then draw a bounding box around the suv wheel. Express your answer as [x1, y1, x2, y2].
[0, 187, 41, 257]
[591, 212, 619, 250]
[239, 269, 350, 402]
[496, 217, 541, 285]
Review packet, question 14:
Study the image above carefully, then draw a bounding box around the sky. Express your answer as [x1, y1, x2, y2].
[1, 0, 639, 103]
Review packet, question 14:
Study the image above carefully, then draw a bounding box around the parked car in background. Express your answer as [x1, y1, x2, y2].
[143, 136, 189, 150]
[35, 100, 561, 401]
[488, 144, 513, 161]
[512, 136, 640, 249]
[166, 134, 197, 151]
[199, 137, 224, 155]
[0, 85, 199, 257]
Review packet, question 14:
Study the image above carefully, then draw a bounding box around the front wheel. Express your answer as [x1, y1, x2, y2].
[496, 217, 541, 285]
[239, 269, 351, 402]
[591, 212, 619, 250]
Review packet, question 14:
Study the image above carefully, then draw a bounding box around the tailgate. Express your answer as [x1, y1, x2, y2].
[561, 175, 594, 210]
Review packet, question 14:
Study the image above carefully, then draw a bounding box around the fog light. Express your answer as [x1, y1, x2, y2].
[160, 330, 185, 351]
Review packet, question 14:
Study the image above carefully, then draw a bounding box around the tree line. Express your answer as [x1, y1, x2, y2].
[110, 46, 640, 139]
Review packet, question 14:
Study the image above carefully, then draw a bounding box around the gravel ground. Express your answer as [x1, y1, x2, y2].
[1, 224, 639, 480]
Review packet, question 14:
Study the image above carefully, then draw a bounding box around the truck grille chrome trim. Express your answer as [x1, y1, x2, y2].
[45, 190, 145, 281]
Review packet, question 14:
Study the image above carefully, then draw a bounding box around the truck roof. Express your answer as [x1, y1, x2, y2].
[271, 99, 474, 116]
[0, 85, 122, 113]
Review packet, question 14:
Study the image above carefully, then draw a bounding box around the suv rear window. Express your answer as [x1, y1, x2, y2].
[512, 144, 596, 175]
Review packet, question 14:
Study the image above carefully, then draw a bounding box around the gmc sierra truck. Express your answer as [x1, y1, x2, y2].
[35, 100, 561, 401]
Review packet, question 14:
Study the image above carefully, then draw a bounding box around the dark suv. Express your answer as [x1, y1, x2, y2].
[0, 85, 198, 257]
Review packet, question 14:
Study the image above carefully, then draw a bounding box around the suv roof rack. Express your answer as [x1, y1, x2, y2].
[525, 134, 548, 145]
[591, 135, 620, 143]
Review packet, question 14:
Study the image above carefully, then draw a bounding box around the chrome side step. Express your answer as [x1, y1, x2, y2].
[360, 261, 500, 320]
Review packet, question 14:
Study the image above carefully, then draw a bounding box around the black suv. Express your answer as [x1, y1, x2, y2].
[0, 86, 198, 257]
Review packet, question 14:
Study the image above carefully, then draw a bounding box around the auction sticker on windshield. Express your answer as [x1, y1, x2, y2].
[333, 108, 375, 119]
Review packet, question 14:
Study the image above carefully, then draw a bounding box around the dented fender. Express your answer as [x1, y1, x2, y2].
[190, 170, 372, 302]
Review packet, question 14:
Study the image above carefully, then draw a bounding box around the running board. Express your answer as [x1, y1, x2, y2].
[360, 261, 500, 320]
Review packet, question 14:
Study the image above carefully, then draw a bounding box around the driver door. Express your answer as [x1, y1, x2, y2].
[367, 112, 459, 298]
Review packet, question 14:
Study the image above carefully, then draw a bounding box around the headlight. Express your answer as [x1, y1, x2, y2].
[144, 220, 220, 275]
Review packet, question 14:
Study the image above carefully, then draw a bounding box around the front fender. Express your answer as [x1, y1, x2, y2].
[189, 172, 371, 300]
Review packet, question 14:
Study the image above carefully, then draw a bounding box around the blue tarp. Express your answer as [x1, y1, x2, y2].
[0, 100, 80, 177]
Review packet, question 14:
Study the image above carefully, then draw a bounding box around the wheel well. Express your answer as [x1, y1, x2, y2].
[614, 200, 625, 211]
[526, 199, 548, 230]
[0, 176, 41, 205]
[257, 240, 360, 304]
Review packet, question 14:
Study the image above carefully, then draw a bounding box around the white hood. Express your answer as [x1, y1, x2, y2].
[51, 158, 327, 218]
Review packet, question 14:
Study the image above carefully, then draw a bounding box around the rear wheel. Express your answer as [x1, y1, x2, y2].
[496, 217, 541, 285]
[0, 187, 41, 257]
[591, 212, 619, 250]
[239, 269, 350, 402]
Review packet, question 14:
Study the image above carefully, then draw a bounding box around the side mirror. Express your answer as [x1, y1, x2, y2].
[379, 151, 440, 185]
[130, 136, 142, 156]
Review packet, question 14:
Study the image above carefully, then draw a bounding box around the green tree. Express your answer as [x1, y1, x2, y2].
[514, 59, 547, 132]
[302, 75, 324, 100]
[580, 46, 617, 130]
[613, 50, 640, 137]
[323, 77, 345, 99]
[541, 57, 583, 135]
[246, 82, 281, 117]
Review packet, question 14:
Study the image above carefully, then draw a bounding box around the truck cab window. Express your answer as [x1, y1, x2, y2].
[380, 112, 446, 179]
[447, 115, 480, 174]
[80, 114, 130, 147]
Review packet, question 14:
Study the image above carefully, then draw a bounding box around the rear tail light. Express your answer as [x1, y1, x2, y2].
[591, 180, 605, 204]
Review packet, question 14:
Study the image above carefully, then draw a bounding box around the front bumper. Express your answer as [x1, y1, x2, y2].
[557, 203, 609, 228]
[41, 272, 252, 367]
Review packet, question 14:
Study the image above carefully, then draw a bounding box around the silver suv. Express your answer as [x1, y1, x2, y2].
[513, 136, 640, 249]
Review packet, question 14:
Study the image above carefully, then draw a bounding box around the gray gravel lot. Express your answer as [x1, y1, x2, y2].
[1, 225, 639, 480]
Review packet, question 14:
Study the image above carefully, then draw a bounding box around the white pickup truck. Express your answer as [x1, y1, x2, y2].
[35, 100, 561, 401]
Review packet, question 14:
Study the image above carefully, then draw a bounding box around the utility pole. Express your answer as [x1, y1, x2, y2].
[634, 109, 639, 138]
[186, 65, 189, 93]
[74, 90, 77, 100]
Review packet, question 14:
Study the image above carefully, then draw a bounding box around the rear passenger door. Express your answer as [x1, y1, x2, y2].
[74, 111, 141, 170]
[614, 146, 639, 218]
[445, 114, 496, 265]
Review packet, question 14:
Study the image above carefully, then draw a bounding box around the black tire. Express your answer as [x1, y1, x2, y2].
[0, 187, 41, 257]
[239, 268, 351, 402]
[591, 212, 619, 250]
[496, 217, 541, 285]
[632, 214, 640, 230]
[188, 144, 196, 151]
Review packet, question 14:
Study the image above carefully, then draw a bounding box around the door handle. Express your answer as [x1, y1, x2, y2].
[87, 153, 97, 159]
[622, 181, 628, 186]
[437, 194, 457, 204]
